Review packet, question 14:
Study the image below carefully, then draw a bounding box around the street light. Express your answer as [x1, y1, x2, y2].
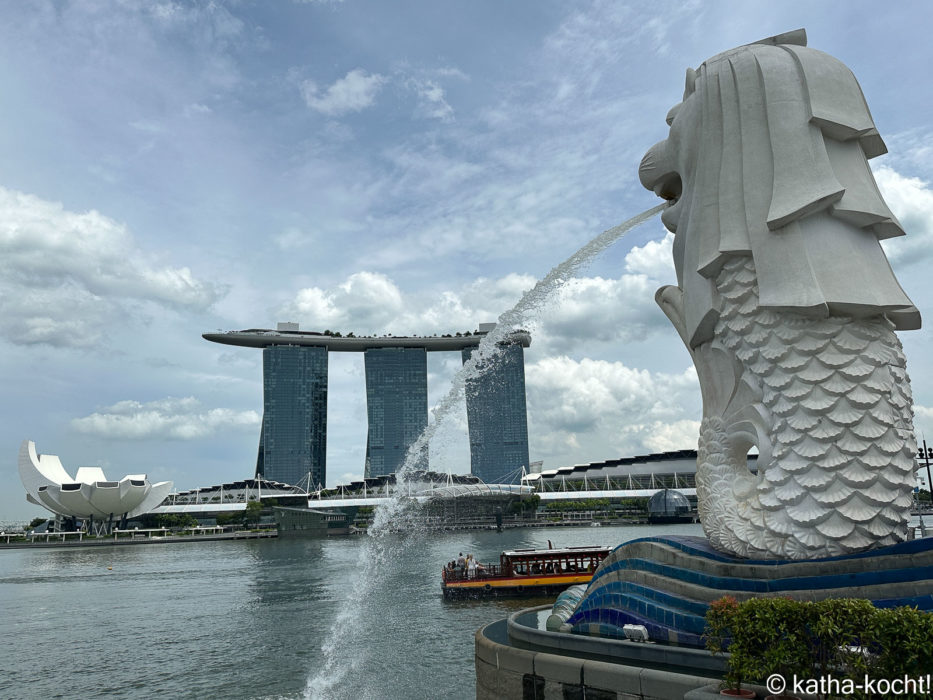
[919, 440, 933, 510]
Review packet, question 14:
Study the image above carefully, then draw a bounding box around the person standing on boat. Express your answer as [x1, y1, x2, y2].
[457, 552, 465, 572]
[468, 554, 477, 579]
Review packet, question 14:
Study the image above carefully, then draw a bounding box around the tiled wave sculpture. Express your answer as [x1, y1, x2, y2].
[566, 535, 933, 647]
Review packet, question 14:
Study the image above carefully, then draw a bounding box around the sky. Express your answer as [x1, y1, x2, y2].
[2, 1, 933, 522]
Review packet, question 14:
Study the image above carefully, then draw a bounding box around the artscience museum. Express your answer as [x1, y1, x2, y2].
[18, 439, 172, 530]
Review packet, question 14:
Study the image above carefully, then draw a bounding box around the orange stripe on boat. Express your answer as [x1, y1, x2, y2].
[445, 574, 593, 588]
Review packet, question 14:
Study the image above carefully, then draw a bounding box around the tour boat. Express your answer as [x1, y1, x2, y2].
[441, 544, 613, 599]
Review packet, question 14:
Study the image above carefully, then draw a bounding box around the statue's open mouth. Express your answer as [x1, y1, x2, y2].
[656, 172, 682, 203]
[638, 141, 682, 230]
[657, 173, 682, 231]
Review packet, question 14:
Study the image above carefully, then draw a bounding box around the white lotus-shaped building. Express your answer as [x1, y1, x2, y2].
[19, 439, 172, 520]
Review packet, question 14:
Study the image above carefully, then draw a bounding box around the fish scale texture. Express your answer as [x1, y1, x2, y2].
[698, 256, 916, 559]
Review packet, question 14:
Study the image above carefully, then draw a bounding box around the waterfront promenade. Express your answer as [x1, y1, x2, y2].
[0, 526, 276, 548]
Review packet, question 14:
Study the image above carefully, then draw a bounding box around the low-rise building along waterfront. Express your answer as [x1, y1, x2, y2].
[521, 449, 740, 494]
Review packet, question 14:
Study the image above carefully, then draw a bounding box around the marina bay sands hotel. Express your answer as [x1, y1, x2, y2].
[203, 323, 531, 490]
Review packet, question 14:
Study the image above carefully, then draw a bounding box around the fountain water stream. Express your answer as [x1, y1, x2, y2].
[304, 202, 665, 699]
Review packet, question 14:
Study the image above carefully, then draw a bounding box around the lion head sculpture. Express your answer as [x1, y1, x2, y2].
[640, 28, 918, 349]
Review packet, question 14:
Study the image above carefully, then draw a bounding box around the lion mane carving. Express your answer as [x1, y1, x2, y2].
[639, 29, 921, 560]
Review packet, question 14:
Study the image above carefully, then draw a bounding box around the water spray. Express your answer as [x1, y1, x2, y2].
[305, 202, 665, 699]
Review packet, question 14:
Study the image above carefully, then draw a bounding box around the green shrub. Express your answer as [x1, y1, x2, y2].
[810, 598, 876, 682]
[864, 605, 933, 682]
[705, 596, 746, 692]
[730, 597, 812, 688]
[705, 596, 933, 699]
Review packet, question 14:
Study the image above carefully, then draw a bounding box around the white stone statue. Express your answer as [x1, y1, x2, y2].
[639, 29, 921, 560]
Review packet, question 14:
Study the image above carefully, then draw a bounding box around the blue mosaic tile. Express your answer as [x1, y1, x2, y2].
[569, 535, 933, 649]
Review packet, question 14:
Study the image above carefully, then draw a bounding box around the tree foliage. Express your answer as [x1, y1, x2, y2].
[244, 500, 263, 523]
[137, 513, 198, 529]
[508, 494, 541, 514]
[543, 498, 610, 512]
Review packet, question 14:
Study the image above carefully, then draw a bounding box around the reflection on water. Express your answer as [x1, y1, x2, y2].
[0, 523, 702, 699]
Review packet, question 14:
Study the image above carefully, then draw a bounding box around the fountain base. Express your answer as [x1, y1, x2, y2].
[476, 535, 933, 698]
[562, 535, 933, 646]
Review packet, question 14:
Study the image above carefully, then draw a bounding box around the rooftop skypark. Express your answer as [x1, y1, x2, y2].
[203, 323, 531, 351]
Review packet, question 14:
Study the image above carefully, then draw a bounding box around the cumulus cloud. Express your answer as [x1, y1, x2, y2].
[71, 397, 260, 440]
[539, 272, 667, 353]
[623, 231, 675, 280]
[874, 165, 933, 265]
[278, 233, 672, 351]
[9, 283, 113, 348]
[880, 129, 933, 181]
[286, 271, 405, 332]
[522, 230, 673, 352]
[0, 186, 223, 347]
[280, 270, 527, 336]
[300, 69, 386, 116]
[640, 419, 702, 453]
[526, 356, 699, 464]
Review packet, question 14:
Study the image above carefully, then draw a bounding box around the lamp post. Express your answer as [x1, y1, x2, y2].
[920, 439, 933, 511]
[915, 489, 926, 538]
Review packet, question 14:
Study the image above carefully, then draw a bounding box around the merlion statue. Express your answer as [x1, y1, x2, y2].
[639, 29, 921, 560]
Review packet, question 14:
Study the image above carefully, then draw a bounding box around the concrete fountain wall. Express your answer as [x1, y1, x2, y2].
[475, 610, 720, 700]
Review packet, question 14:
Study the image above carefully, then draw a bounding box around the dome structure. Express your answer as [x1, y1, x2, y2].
[646, 489, 691, 523]
[18, 439, 172, 520]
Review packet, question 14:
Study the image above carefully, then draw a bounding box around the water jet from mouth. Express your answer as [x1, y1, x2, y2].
[304, 202, 665, 700]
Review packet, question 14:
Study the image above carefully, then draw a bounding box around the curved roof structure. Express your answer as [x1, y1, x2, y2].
[18, 440, 172, 519]
[420, 483, 533, 499]
[202, 328, 532, 352]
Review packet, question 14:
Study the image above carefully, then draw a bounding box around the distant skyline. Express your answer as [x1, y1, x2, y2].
[3, 2, 933, 520]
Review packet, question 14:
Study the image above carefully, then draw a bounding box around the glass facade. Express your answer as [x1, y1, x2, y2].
[364, 347, 428, 478]
[462, 343, 530, 484]
[256, 345, 328, 488]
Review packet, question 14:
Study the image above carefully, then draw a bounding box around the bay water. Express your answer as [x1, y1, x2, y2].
[0, 522, 701, 699]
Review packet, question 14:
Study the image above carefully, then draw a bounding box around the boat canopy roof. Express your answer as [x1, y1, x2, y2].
[501, 545, 612, 559]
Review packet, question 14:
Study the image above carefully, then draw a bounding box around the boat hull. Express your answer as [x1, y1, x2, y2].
[442, 573, 594, 599]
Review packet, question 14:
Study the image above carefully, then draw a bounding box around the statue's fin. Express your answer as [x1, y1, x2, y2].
[655, 285, 689, 346]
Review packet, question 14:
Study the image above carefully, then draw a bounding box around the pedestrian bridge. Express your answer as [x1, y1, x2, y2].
[302, 487, 697, 510]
